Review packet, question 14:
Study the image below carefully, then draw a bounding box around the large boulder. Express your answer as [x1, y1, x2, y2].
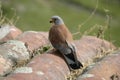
[0, 24, 22, 42]
[16, 31, 49, 52]
[4, 36, 116, 80]
[0, 40, 30, 76]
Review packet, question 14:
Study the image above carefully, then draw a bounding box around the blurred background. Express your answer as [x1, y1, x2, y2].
[1, 0, 120, 46]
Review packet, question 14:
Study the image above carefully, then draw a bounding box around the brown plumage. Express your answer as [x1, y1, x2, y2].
[49, 16, 83, 71]
[49, 24, 73, 47]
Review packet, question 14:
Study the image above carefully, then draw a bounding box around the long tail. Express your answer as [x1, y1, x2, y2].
[62, 41, 83, 70]
[64, 53, 83, 70]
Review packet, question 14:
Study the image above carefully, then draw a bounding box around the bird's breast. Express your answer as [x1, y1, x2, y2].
[49, 26, 64, 44]
[49, 24, 73, 49]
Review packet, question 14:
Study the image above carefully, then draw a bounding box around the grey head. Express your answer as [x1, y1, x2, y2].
[50, 16, 64, 25]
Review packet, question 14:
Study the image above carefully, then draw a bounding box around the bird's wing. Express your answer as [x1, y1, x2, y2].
[64, 40, 77, 61]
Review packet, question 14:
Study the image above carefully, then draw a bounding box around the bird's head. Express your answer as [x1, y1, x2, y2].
[49, 16, 64, 25]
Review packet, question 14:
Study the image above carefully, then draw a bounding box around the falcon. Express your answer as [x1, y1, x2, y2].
[49, 16, 83, 71]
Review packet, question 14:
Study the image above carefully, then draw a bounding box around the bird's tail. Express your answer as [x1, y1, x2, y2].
[64, 53, 83, 70]
[62, 41, 83, 70]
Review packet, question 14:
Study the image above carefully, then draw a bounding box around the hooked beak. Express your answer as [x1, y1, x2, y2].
[49, 19, 53, 23]
[49, 20, 53, 23]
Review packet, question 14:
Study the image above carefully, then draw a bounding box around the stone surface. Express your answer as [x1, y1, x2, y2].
[74, 36, 116, 63]
[0, 54, 13, 77]
[6, 53, 68, 80]
[0, 40, 30, 76]
[4, 36, 116, 80]
[16, 31, 49, 52]
[77, 51, 120, 80]
[0, 24, 22, 42]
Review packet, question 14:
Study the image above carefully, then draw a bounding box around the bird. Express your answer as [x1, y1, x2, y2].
[49, 16, 83, 71]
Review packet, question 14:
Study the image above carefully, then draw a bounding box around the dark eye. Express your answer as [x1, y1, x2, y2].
[54, 18, 57, 21]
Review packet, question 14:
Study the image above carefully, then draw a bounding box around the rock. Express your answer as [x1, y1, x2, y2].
[0, 77, 5, 80]
[16, 31, 49, 53]
[4, 36, 116, 80]
[0, 40, 30, 76]
[74, 36, 116, 63]
[0, 54, 13, 77]
[0, 24, 22, 42]
[77, 51, 120, 80]
[5, 53, 68, 80]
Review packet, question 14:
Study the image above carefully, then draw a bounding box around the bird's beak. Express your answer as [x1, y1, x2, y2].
[49, 19, 53, 23]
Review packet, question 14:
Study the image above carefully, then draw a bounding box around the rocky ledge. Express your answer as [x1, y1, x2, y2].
[0, 24, 119, 80]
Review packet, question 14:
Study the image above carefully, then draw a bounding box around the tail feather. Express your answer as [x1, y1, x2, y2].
[64, 53, 83, 70]
[67, 42, 83, 70]
[59, 40, 83, 70]
[69, 60, 83, 69]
